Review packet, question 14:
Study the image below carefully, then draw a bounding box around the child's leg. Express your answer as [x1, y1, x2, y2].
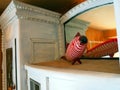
[72, 58, 82, 65]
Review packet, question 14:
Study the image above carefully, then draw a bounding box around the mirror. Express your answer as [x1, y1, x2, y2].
[64, 4, 119, 58]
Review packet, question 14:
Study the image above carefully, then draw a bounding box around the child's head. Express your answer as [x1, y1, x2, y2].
[79, 36, 88, 44]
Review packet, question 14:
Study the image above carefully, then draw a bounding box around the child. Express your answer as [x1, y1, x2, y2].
[62, 32, 88, 65]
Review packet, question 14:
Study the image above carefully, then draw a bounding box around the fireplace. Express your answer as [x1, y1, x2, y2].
[30, 78, 41, 90]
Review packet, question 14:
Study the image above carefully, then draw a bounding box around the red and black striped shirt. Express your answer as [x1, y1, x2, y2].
[65, 36, 87, 61]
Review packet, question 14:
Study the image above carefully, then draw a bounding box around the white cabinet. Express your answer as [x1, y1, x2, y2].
[25, 65, 120, 90]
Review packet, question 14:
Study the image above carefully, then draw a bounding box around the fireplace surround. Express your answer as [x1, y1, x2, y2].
[0, 0, 120, 90]
[0, 0, 63, 90]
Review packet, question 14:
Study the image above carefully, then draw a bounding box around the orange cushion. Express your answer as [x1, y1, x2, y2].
[84, 38, 118, 58]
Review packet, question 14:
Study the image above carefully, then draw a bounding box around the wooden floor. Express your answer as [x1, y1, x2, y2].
[33, 59, 120, 74]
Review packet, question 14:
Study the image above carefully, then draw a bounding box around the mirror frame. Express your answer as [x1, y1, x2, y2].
[60, 0, 113, 23]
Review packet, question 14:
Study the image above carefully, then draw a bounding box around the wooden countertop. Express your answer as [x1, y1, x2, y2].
[32, 59, 120, 74]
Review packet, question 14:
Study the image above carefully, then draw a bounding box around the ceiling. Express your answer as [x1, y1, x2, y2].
[0, 0, 85, 15]
[76, 4, 116, 30]
[0, 0, 116, 30]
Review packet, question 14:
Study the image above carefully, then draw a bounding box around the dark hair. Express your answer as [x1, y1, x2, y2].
[79, 36, 88, 44]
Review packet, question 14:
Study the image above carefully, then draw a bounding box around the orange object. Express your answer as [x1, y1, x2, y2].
[84, 38, 118, 58]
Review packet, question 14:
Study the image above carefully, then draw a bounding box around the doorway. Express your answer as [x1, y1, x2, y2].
[6, 48, 13, 90]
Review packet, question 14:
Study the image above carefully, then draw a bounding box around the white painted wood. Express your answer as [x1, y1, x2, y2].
[0, 0, 61, 90]
[113, 0, 120, 63]
[25, 65, 120, 90]
[60, 0, 113, 23]
[30, 38, 58, 63]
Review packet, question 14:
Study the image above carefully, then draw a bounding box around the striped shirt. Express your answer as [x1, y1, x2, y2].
[65, 36, 87, 61]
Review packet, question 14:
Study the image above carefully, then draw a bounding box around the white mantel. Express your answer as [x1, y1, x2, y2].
[0, 0, 120, 90]
[0, 0, 65, 90]
[25, 64, 120, 90]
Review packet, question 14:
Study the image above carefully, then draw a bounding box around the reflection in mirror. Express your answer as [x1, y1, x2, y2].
[65, 18, 90, 45]
[64, 4, 119, 58]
